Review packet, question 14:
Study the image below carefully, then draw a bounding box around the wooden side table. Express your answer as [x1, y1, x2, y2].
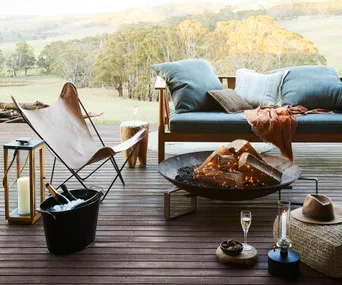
[120, 120, 149, 168]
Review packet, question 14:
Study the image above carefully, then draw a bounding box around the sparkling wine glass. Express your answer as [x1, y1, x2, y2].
[240, 210, 252, 250]
[132, 103, 139, 126]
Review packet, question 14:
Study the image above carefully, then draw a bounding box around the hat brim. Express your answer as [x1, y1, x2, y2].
[291, 206, 342, 225]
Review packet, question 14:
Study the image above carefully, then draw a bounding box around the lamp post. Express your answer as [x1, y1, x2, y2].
[3, 138, 45, 224]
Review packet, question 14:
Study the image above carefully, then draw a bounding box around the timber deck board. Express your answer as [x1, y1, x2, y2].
[0, 123, 341, 284]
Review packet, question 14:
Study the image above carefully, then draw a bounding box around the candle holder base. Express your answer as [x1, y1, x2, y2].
[268, 249, 300, 279]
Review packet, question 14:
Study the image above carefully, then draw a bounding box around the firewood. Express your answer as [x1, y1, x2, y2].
[0, 101, 49, 110]
[226, 139, 264, 161]
[217, 154, 239, 172]
[194, 168, 244, 188]
[0, 111, 103, 124]
[238, 153, 282, 187]
[195, 153, 238, 173]
[3, 117, 24, 123]
[0, 110, 15, 118]
[196, 145, 232, 171]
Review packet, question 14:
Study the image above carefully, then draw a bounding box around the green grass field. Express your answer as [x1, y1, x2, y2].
[0, 77, 159, 124]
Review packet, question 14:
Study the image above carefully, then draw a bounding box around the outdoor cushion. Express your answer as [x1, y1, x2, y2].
[169, 111, 342, 134]
[279, 65, 342, 110]
[208, 89, 253, 113]
[151, 59, 223, 113]
[234, 68, 288, 108]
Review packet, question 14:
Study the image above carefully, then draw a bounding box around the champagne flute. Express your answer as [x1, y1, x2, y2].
[240, 210, 252, 250]
[132, 103, 139, 126]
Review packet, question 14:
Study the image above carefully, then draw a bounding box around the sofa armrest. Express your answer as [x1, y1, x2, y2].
[155, 76, 170, 129]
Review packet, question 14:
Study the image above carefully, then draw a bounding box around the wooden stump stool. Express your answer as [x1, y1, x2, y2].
[120, 120, 149, 168]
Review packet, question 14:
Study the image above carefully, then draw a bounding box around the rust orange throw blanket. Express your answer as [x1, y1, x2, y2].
[243, 105, 330, 161]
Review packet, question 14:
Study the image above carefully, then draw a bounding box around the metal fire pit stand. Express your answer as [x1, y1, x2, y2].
[278, 176, 319, 205]
[164, 176, 319, 220]
[164, 187, 197, 220]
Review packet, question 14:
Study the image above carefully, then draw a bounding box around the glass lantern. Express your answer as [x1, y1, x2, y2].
[3, 139, 45, 224]
[276, 200, 291, 257]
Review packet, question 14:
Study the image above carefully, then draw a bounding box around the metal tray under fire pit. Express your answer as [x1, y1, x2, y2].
[159, 151, 302, 201]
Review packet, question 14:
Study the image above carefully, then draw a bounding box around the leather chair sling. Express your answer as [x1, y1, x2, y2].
[12, 82, 146, 201]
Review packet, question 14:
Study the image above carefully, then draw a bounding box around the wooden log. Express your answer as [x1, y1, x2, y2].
[238, 153, 283, 187]
[226, 139, 264, 161]
[196, 145, 231, 171]
[217, 154, 239, 172]
[194, 168, 244, 188]
[0, 101, 49, 110]
[0, 111, 103, 124]
[3, 117, 24, 123]
[0, 110, 15, 118]
[84, 112, 103, 119]
[120, 120, 149, 168]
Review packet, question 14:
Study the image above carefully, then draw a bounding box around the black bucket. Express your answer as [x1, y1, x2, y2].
[39, 189, 101, 255]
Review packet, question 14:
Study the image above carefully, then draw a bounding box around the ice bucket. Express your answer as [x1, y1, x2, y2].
[39, 189, 101, 255]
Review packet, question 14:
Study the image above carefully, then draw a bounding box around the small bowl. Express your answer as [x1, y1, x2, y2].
[220, 240, 243, 256]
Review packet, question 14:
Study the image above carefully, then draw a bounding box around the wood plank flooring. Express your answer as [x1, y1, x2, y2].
[0, 124, 341, 284]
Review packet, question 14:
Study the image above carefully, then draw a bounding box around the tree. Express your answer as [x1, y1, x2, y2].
[93, 23, 158, 100]
[15, 41, 36, 76]
[207, 15, 326, 75]
[171, 20, 209, 60]
[0, 50, 5, 74]
[37, 41, 66, 74]
[37, 35, 107, 86]
[92, 32, 129, 97]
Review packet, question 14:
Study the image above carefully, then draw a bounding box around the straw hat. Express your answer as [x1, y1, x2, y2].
[291, 194, 342, 225]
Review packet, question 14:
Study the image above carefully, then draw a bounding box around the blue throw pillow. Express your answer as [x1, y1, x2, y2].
[279, 65, 342, 110]
[151, 59, 223, 113]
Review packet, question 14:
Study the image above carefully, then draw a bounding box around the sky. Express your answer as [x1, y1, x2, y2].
[1, 0, 244, 15]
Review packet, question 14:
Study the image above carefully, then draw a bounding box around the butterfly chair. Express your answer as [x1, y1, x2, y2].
[11, 82, 146, 202]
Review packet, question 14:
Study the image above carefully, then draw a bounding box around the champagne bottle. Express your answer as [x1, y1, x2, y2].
[60, 184, 77, 201]
[45, 183, 70, 204]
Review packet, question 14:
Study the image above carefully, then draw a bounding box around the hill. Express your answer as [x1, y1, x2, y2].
[1, 1, 341, 73]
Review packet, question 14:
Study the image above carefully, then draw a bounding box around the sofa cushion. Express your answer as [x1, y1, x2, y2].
[234, 68, 287, 108]
[151, 59, 223, 113]
[169, 111, 342, 135]
[279, 65, 342, 110]
[208, 89, 253, 113]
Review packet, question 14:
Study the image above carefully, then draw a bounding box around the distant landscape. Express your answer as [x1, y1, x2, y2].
[1, 0, 341, 123]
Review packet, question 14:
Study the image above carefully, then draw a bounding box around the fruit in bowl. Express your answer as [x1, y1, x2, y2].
[220, 239, 243, 256]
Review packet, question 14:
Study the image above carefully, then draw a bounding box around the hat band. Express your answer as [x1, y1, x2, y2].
[302, 210, 335, 222]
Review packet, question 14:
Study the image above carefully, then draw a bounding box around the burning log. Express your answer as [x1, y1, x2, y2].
[226, 139, 264, 161]
[238, 153, 282, 187]
[194, 168, 244, 188]
[198, 145, 231, 169]
[193, 139, 283, 188]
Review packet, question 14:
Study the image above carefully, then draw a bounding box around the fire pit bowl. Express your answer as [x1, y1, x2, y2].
[158, 151, 301, 201]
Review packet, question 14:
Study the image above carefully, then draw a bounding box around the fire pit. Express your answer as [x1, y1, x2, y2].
[159, 151, 301, 201]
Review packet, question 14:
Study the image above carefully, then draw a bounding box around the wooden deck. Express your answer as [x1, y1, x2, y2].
[0, 123, 341, 284]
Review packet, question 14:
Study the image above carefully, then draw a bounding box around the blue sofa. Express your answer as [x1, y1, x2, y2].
[155, 75, 342, 163]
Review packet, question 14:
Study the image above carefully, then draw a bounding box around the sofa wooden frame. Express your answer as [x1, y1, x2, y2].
[155, 76, 342, 163]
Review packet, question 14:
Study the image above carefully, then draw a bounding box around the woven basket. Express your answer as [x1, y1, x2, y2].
[273, 203, 342, 278]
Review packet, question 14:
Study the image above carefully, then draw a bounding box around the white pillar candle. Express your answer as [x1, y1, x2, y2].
[17, 177, 30, 215]
[281, 210, 287, 240]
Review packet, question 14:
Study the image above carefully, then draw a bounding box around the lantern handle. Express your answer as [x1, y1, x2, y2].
[37, 208, 56, 220]
[2, 148, 19, 189]
[2, 147, 30, 189]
